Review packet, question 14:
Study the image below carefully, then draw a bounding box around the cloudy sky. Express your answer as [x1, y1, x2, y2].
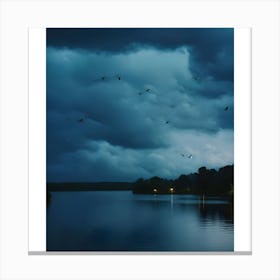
[47, 28, 234, 182]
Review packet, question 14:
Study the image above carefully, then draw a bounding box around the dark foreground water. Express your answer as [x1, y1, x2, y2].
[47, 191, 233, 251]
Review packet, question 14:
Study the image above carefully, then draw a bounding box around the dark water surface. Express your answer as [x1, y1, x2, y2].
[47, 191, 233, 251]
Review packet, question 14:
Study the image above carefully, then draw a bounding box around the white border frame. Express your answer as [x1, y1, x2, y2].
[1, 0, 279, 279]
[29, 28, 46, 252]
[28, 27, 251, 254]
[234, 28, 251, 252]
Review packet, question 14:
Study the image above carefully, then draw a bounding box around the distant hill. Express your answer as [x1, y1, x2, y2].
[47, 182, 134, 191]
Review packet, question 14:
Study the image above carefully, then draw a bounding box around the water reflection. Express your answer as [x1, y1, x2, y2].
[47, 191, 233, 251]
[199, 203, 233, 225]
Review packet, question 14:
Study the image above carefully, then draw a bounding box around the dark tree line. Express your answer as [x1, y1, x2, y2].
[133, 164, 233, 198]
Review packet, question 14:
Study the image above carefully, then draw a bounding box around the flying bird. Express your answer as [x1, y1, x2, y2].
[93, 74, 122, 83]
[145, 88, 152, 93]
[165, 120, 170, 124]
[180, 153, 193, 159]
[93, 76, 108, 82]
[78, 113, 89, 123]
[224, 106, 229, 111]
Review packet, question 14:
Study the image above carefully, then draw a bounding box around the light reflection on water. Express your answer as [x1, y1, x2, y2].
[47, 191, 233, 251]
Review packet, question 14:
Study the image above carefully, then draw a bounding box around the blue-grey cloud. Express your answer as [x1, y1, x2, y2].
[47, 28, 233, 82]
[47, 29, 234, 182]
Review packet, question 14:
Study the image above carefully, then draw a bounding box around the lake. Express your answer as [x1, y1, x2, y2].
[47, 191, 233, 251]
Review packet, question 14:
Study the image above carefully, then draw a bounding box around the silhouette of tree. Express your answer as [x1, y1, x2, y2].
[132, 164, 234, 196]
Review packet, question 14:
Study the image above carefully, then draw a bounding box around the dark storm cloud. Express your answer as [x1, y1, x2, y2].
[47, 29, 234, 182]
[47, 28, 233, 82]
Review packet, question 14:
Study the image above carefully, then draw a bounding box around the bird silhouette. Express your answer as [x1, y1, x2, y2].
[180, 153, 193, 159]
[92, 74, 122, 83]
[78, 113, 89, 123]
[224, 106, 229, 111]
